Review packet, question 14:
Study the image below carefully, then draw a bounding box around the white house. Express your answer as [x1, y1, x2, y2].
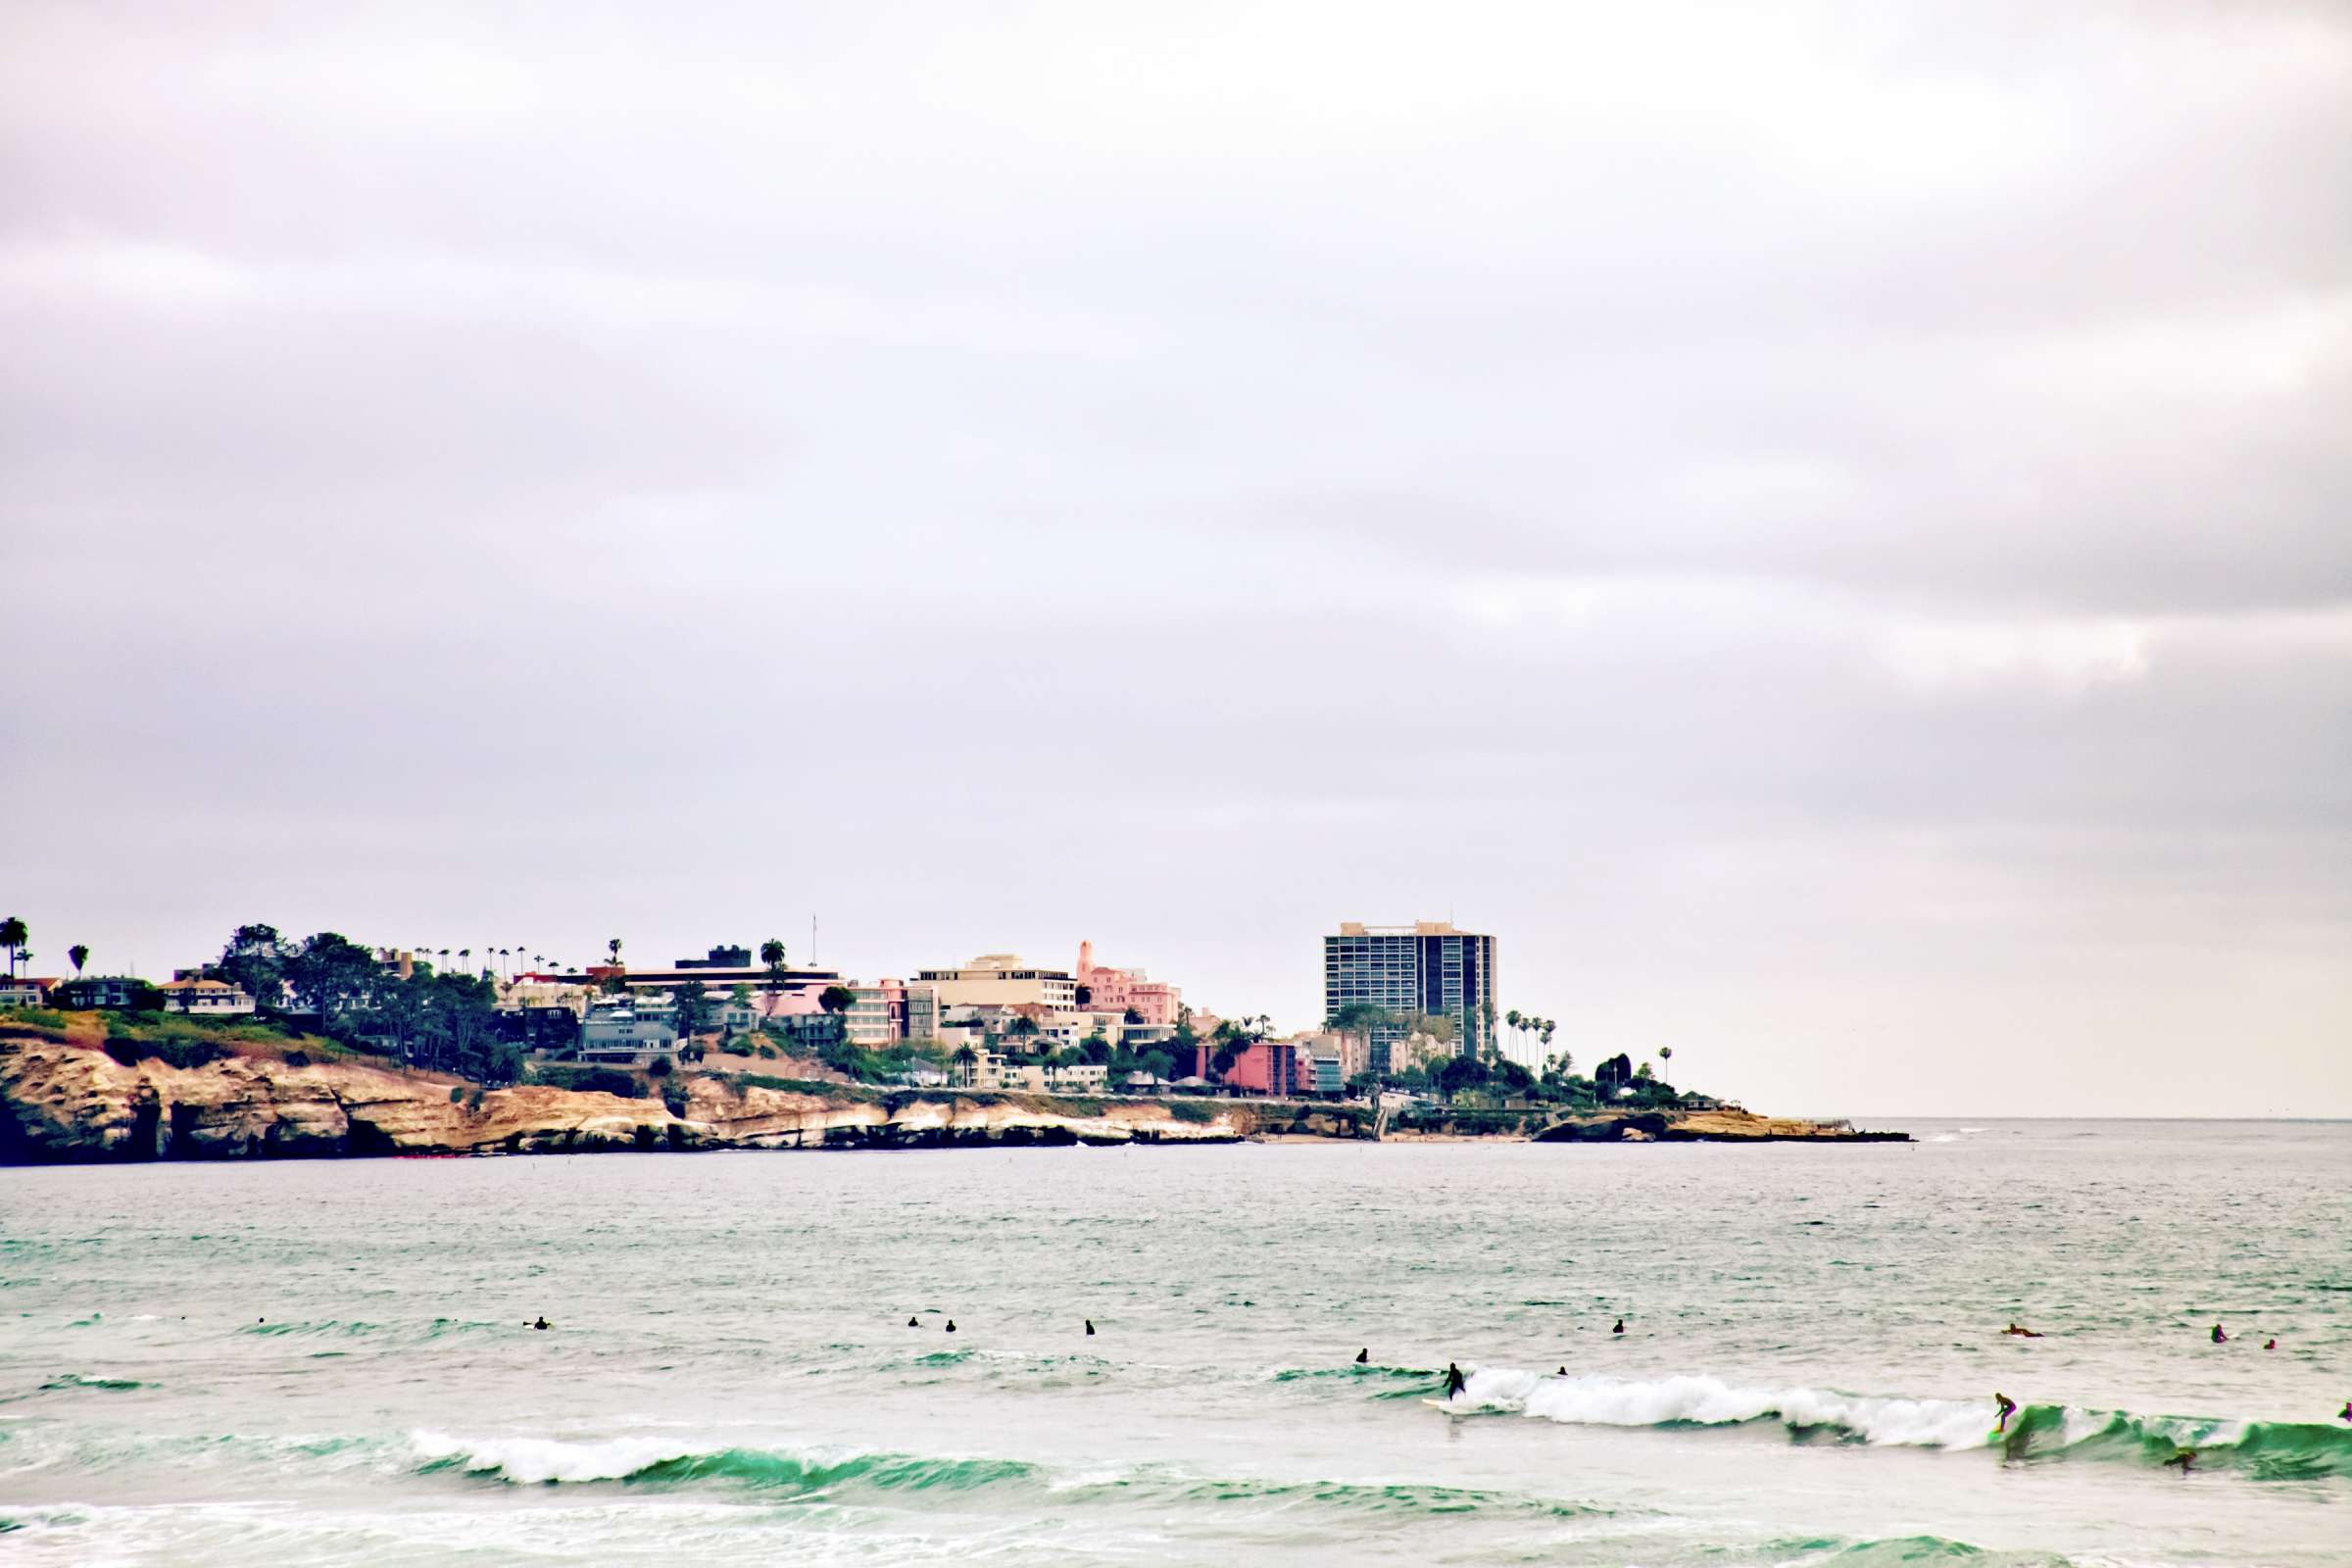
[155, 978, 258, 1016]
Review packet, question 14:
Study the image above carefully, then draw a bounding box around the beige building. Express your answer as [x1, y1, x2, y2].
[916, 955, 1077, 1011]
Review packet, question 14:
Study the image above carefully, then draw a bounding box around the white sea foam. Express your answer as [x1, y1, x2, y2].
[1460, 1370, 1998, 1449]
[410, 1430, 710, 1484]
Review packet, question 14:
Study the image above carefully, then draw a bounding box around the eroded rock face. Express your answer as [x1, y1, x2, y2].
[0, 1038, 1244, 1163]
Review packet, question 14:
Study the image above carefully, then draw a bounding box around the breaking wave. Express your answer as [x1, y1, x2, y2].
[404, 1431, 1610, 1517]
[1447, 1370, 2352, 1479]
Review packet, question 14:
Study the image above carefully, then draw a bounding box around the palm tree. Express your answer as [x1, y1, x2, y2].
[0, 916, 26, 978]
[68, 944, 90, 975]
[608, 938, 622, 967]
[1659, 1044, 1674, 1089]
[760, 938, 787, 1018]
[438, 949, 451, 974]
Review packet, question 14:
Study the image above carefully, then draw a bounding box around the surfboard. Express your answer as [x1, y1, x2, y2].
[1421, 1397, 1464, 1412]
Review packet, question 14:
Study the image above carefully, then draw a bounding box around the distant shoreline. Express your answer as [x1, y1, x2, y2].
[0, 1020, 1906, 1163]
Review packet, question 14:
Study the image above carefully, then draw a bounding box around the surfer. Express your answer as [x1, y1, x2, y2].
[532, 1316, 550, 1331]
[1444, 1362, 1468, 1399]
[2002, 1322, 2041, 1338]
[1612, 1319, 1625, 1336]
[2264, 1339, 2277, 1350]
[907, 1316, 919, 1327]
[2163, 1446, 2195, 1474]
[1085, 1319, 1096, 1336]
[1557, 1366, 1567, 1376]
[1994, 1393, 2017, 1433]
[2211, 1323, 2227, 1344]
[946, 1320, 957, 1334]
[2337, 1399, 2349, 1424]
[1354, 1348, 1369, 1364]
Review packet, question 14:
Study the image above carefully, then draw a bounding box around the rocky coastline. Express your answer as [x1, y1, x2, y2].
[0, 1030, 1903, 1163]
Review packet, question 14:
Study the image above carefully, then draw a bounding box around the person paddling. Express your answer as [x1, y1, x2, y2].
[1444, 1362, 1468, 1399]
[1994, 1393, 2017, 1433]
[2003, 1322, 2041, 1338]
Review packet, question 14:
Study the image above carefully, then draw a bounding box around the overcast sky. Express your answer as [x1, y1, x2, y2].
[5, 2, 2347, 1116]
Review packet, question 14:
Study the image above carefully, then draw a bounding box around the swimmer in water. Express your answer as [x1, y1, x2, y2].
[1994, 1393, 2017, 1433]
[1444, 1362, 1468, 1398]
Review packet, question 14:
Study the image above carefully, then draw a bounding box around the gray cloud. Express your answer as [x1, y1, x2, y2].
[5, 0, 2348, 1115]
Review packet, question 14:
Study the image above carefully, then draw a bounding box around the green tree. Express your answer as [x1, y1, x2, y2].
[1436, 1053, 1490, 1103]
[286, 932, 378, 1032]
[68, 944, 89, 975]
[0, 916, 27, 977]
[819, 984, 855, 1014]
[607, 937, 622, 967]
[672, 978, 712, 1039]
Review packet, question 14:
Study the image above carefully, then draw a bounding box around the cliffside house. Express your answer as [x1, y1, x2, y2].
[154, 978, 258, 1015]
[0, 977, 52, 1009]
[54, 976, 162, 1010]
[578, 1003, 679, 1065]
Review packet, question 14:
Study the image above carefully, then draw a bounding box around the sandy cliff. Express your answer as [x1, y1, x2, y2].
[0, 1037, 1242, 1162]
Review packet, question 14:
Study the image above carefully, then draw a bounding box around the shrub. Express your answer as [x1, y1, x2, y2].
[100, 1038, 224, 1070]
[530, 1064, 647, 1100]
[646, 1055, 673, 1079]
[660, 1083, 689, 1118]
[283, 1050, 311, 1067]
[449, 1087, 466, 1103]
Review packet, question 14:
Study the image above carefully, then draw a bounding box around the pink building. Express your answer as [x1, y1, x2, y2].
[1205, 1039, 1304, 1098]
[1073, 940, 1182, 1026]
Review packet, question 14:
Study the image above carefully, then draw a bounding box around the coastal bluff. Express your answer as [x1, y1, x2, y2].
[0, 1030, 1899, 1163]
[0, 1036, 1243, 1162]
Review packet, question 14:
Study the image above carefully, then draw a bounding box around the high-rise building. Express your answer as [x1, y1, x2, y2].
[1322, 920, 1497, 1074]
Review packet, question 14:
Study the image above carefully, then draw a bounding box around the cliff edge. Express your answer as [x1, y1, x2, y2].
[0, 1034, 1242, 1162]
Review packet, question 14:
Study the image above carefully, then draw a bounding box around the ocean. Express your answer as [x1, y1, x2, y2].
[2, 1120, 2346, 1565]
